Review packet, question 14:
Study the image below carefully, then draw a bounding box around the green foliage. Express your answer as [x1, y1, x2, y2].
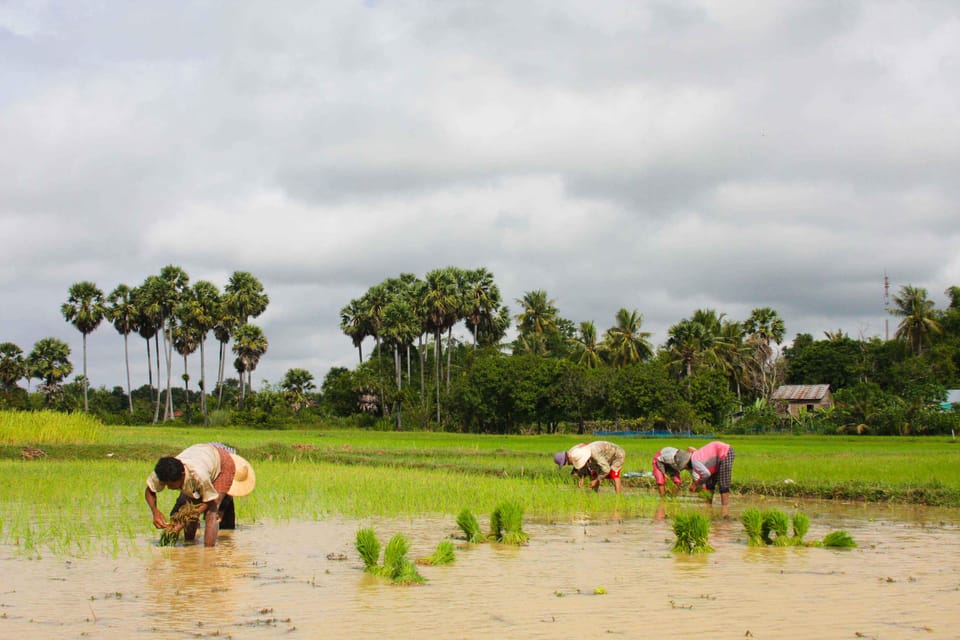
[355, 528, 425, 583]
[0, 410, 104, 444]
[672, 511, 714, 554]
[821, 530, 857, 548]
[456, 508, 483, 543]
[489, 501, 529, 545]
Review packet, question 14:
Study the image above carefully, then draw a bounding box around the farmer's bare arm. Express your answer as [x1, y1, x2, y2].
[202, 499, 219, 547]
[144, 487, 168, 529]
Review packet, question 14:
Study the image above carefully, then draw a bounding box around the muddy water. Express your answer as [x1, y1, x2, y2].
[2, 500, 959, 640]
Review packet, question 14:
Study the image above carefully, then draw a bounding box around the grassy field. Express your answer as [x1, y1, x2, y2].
[1, 412, 958, 556]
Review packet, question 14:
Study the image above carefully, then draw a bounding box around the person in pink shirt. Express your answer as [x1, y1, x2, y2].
[685, 441, 735, 507]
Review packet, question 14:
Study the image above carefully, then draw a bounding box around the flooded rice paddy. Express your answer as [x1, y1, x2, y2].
[2, 499, 959, 640]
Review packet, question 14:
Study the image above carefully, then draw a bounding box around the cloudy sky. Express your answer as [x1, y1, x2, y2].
[2, 1, 958, 392]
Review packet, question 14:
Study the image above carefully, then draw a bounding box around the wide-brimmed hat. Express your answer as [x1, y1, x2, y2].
[554, 451, 568, 467]
[228, 453, 256, 496]
[673, 449, 692, 470]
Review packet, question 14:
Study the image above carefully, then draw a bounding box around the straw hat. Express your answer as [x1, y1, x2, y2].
[228, 453, 256, 496]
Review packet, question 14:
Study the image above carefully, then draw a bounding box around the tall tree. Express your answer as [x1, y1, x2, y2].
[423, 268, 460, 423]
[132, 283, 161, 413]
[339, 298, 370, 363]
[570, 321, 604, 368]
[178, 280, 222, 422]
[220, 271, 268, 408]
[61, 281, 105, 411]
[232, 323, 268, 408]
[889, 285, 941, 355]
[27, 337, 73, 406]
[603, 308, 652, 367]
[744, 306, 787, 399]
[105, 284, 138, 415]
[0, 342, 26, 391]
[515, 289, 559, 356]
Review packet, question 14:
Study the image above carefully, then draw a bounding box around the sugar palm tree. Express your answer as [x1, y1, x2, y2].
[132, 283, 161, 412]
[744, 306, 786, 399]
[61, 281, 105, 411]
[340, 298, 370, 363]
[178, 280, 222, 421]
[603, 308, 652, 367]
[222, 271, 269, 407]
[105, 284, 138, 415]
[0, 342, 26, 391]
[280, 367, 315, 415]
[27, 337, 73, 406]
[423, 268, 460, 423]
[889, 285, 941, 355]
[463, 268, 505, 348]
[232, 323, 268, 408]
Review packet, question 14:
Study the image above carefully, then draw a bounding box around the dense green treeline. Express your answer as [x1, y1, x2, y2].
[2, 267, 959, 435]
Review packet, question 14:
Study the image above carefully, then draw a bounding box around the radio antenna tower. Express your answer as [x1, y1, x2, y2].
[883, 270, 890, 341]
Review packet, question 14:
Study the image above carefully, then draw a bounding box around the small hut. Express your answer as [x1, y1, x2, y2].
[771, 384, 833, 417]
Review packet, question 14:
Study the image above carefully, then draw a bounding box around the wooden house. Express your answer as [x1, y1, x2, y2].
[771, 384, 834, 417]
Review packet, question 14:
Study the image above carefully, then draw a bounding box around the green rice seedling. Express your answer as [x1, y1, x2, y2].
[821, 530, 857, 548]
[791, 512, 810, 545]
[761, 509, 791, 546]
[355, 527, 382, 572]
[456, 508, 483, 543]
[158, 502, 202, 546]
[417, 540, 456, 566]
[383, 533, 424, 584]
[490, 501, 529, 545]
[672, 511, 714, 554]
[741, 508, 764, 546]
[0, 410, 105, 444]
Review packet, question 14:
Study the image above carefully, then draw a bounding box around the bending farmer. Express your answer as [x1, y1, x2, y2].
[651, 446, 693, 497]
[554, 441, 625, 494]
[687, 441, 735, 507]
[145, 442, 256, 547]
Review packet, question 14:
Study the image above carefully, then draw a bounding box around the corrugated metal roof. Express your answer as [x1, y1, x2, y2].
[772, 384, 831, 401]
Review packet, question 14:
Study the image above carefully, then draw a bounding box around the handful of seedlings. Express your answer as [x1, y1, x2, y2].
[457, 508, 484, 543]
[355, 527, 425, 585]
[159, 501, 203, 546]
[740, 508, 855, 548]
[489, 501, 529, 545]
[672, 511, 714, 554]
[416, 540, 456, 566]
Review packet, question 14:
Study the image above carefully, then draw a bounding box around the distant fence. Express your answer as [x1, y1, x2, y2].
[592, 429, 714, 439]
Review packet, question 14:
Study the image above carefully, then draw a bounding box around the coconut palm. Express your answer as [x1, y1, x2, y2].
[27, 337, 73, 406]
[603, 308, 652, 367]
[889, 285, 941, 355]
[105, 284, 138, 415]
[232, 323, 268, 408]
[0, 342, 26, 391]
[570, 321, 604, 368]
[666, 319, 711, 378]
[61, 281, 105, 411]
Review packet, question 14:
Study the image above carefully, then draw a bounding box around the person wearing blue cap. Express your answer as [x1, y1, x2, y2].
[553, 441, 625, 494]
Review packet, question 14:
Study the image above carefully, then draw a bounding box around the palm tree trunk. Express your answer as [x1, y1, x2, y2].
[434, 329, 441, 425]
[124, 332, 133, 416]
[216, 340, 226, 410]
[82, 333, 89, 412]
[153, 334, 162, 424]
[446, 326, 453, 390]
[182, 353, 189, 416]
[394, 345, 402, 431]
[199, 339, 207, 424]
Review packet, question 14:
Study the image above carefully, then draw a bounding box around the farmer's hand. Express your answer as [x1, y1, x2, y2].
[152, 512, 169, 530]
[689, 483, 699, 493]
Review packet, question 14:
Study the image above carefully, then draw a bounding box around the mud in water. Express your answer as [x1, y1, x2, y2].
[2, 499, 959, 640]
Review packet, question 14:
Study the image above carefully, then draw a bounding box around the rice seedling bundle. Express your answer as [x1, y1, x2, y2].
[456, 508, 483, 543]
[761, 509, 791, 546]
[355, 527, 381, 571]
[672, 511, 714, 554]
[791, 512, 810, 545]
[820, 530, 857, 548]
[489, 501, 529, 545]
[158, 502, 202, 546]
[741, 508, 764, 546]
[382, 533, 425, 584]
[417, 540, 455, 566]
